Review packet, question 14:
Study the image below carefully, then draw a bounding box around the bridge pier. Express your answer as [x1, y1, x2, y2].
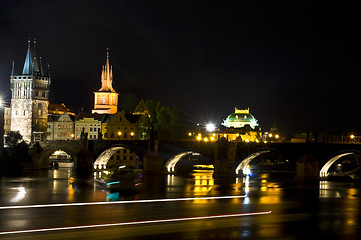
[296, 154, 319, 187]
[213, 139, 237, 178]
[143, 153, 164, 174]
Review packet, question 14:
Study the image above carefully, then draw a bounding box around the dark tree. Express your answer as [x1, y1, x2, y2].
[6, 131, 23, 147]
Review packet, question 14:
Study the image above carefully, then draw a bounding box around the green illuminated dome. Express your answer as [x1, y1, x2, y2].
[222, 108, 258, 129]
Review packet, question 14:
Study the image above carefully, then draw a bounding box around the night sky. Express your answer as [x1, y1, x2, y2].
[1, 1, 361, 135]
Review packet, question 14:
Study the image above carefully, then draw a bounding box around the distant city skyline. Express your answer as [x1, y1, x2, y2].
[1, 1, 361, 135]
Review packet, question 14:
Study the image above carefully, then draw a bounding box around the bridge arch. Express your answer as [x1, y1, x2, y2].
[319, 151, 360, 177]
[235, 148, 281, 175]
[165, 151, 206, 173]
[37, 147, 76, 168]
[93, 144, 143, 170]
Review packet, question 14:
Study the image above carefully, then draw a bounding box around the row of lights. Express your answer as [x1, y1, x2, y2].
[189, 132, 262, 143]
[117, 131, 135, 137]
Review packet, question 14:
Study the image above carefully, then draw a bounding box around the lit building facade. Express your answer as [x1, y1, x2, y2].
[192, 107, 261, 143]
[47, 112, 75, 140]
[101, 111, 139, 140]
[10, 39, 50, 142]
[74, 113, 103, 140]
[92, 50, 118, 114]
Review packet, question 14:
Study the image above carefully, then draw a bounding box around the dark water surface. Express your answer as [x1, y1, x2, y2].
[0, 169, 360, 239]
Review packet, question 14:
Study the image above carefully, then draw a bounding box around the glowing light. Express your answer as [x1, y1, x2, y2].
[210, 136, 215, 141]
[93, 146, 124, 168]
[196, 136, 202, 141]
[204, 137, 208, 142]
[117, 131, 122, 136]
[350, 134, 355, 139]
[10, 187, 26, 203]
[0, 195, 247, 210]
[275, 134, 279, 139]
[205, 123, 216, 132]
[130, 132, 134, 136]
[188, 132, 192, 136]
[0, 211, 271, 236]
[320, 152, 354, 177]
[268, 133, 273, 137]
[236, 150, 271, 175]
[165, 151, 195, 172]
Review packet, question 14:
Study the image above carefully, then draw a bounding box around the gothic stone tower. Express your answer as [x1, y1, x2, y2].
[92, 49, 118, 114]
[10, 39, 51, 143]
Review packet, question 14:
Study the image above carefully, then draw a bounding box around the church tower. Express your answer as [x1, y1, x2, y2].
[10, 39, 51, 143]
[92, 49, 118, 114]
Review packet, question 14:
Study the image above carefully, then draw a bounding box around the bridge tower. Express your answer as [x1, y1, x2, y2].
[10, 39, 50, 143]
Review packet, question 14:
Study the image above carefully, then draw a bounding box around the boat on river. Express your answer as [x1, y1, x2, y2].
[95, 166, 143, 192]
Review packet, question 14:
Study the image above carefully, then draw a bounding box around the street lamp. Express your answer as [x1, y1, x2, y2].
[206, 123, 216, 132]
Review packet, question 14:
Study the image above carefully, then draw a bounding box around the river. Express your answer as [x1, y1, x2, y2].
[0, 168, 360, 239]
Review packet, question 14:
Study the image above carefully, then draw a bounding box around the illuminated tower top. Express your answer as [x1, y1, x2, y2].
[98, 49, 116, 92]
[92, 49, 119, 114]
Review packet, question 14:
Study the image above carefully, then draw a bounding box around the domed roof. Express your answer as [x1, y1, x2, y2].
[226, 113, 256, 123]
[221, 108, 259, 129]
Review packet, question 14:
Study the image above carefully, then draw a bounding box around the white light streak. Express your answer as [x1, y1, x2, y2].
[0, 211, 271, 235]
[235, 150, 270, 175]
[10, 187, 27, 203]
[165, 151, 196, 172]
[0, 195, 246, 210]
[319, 152, 354, 177]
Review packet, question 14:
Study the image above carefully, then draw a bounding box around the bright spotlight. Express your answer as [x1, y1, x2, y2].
[206, 123, 216, 132]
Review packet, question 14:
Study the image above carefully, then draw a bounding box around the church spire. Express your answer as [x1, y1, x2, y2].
[99, 48, 115, 92]
[22, 39, 33, 75]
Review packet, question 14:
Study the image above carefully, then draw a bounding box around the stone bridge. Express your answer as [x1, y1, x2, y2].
[34, 139, 361, 178]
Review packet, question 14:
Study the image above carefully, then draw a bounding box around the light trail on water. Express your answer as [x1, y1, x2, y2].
[0, 195, 246, 210]
[0, 211, 271, 236]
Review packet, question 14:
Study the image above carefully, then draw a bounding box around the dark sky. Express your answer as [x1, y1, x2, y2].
[1, 0, 361, 135]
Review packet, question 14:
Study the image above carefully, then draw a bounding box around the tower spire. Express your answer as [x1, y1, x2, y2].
[22, 39, 33, 75]
[11, 61, 15, 76]
[99, 48, 115, 92]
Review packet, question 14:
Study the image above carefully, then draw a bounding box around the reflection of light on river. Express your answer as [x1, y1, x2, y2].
[192, 170, 214, 197]
[242, 176, 250, 204]
[319, 181, 341, 198]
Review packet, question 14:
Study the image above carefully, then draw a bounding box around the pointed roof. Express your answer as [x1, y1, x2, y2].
[134, 98, 148, 115]
[22, 39, 33, 75]
[31, 39, 40, 74]
[98, 49, 116, 93]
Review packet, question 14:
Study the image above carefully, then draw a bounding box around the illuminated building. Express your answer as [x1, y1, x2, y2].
[92, 49, 118, 114]
[221, 108, 258, 129]
[48, 103, 76, 116]
[3, 105, 11, 136]
[101, 111, 139, 140]
[193, 107, 261, 142]
[74, 113, 104, 140]
[47, 113, 75, 140]
[10, 39, 51, 142]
